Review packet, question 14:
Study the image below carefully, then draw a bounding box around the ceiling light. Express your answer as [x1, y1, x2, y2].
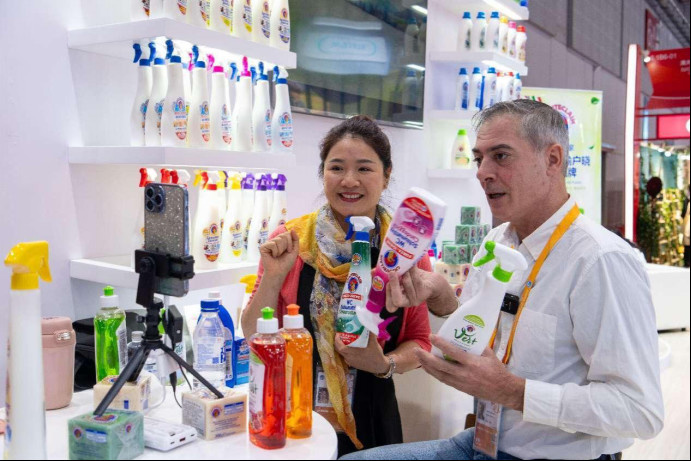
[411, 5, 427, 16]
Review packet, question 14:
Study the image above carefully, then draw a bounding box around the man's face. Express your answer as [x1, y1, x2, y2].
[472, 116, 551, 226]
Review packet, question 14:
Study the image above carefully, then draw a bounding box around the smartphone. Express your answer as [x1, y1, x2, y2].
[144, 183, 190, 297]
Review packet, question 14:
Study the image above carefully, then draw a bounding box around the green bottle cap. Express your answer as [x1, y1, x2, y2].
[458, 129, 467, 135]
[103, 286, 114, 296]
[261, 306, 274, 320]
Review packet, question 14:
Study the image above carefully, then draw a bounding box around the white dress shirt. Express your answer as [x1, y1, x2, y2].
[459, 196, 664, 460]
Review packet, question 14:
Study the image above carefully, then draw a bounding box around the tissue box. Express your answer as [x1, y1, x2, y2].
[455, 225, 472, 245]
[68, 410, 144, 460]
[182, 387, 247, 440]
[461, 207, 480, 225]
[93, 374, 150, 412]
[442, 244, 469, 265]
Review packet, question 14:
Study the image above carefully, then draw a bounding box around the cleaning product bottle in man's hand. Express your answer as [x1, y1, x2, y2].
[433, 241, 527, 359]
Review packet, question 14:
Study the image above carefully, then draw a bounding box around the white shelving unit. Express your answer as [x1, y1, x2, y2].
[68, 18, 297, 68]
[427, 168, 476, 179]
[70, 256, 258, 292]
[69, 146, 296, 170]
[433, 0, 529, 21]
[430, 51, 528, 76]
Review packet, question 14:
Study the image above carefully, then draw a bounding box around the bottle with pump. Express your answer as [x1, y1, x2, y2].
[130, 43, 152, 146]
[271, 66, 293, 153]
[204, 291, 236, 387]
[498, 16, 509, 54]
[164, 0, 188, 21]
[246, 177, 271, 262]
[232, 57, 253, 151]
[252, 0, 271, 44]
[192, 171, 222, 269]
[232, 0, 252, 40]
[336, 216, 374, 348]
[516, 25, 527, 62]
[270, 0, 291, 50]
[220, 173, 244, 264]
[161, 53, 188, 147]
[281, 304, 313, 439]
[433, 241, 527, 358]
[252, 62, 272, 152]
[240, 173, 256, 260]
[471, 12, 487, 51]
[188, 0, 210, 28]
[267, 173, 287, 236]
[189, 48, 211, 148]
[210, 65, 232, 149]
[507, 21, 517, 58]
[145, 43, 169, 146]
[4, 241, 52, 460]
[210, 0, 231, 33]
[469, 66, 483, 110]
[451, 129, 472, 169]
[455, 67, 469, 111]
[193, 299, 227, 389]
[95, 286, 128, 382]
[487, 12, 500, 51]
[249, 307, 286, 449]
[513, 73, 522, 100]
[458, 11, 473, 51]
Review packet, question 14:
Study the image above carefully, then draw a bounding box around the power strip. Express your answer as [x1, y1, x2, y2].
[144, 417, 198, 452]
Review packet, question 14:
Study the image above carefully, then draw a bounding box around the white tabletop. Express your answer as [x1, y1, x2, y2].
[1, 386, 337, 460]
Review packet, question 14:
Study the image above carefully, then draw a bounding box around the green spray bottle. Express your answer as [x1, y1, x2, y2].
[94, 286, 128, 381]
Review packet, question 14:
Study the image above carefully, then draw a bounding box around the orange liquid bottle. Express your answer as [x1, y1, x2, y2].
[281, 304, 313, 438]
[249, 307, 286, 449]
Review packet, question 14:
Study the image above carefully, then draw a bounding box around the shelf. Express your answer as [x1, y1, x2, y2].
[68, 18, 297, 69]
[70, 255, 258, 291]
[428, 168, 477, 179]
[427, 109, 479, 123]
[430, 50, 528, 75]
[433, 0, 529, 21]
[68, 146, 296, 170]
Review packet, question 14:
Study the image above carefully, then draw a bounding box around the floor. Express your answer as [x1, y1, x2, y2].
[624, 330, 690, 460]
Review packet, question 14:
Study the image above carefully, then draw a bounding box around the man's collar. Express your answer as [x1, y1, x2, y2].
[509, 196, 577, 261]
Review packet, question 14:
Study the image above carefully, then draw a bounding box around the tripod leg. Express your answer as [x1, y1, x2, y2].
[94, 345, 150, 416]
[159, 343, 225, 399]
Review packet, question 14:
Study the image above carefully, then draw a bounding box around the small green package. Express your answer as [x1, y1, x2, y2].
[455, 225, 472, 245]
[443, 244, 470, 264]
[68, 410, 144, 460]
[470, 225, 480, 244]
[461, 207, 480, 225]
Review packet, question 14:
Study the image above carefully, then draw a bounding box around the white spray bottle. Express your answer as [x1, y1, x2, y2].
[252, 0, 271, 45]
[4, 241, 52, 460]
[270, 0, 291, 50]
[215, 170, 228, 228]
[220, 172, 244, 264]
[130, 43, 152, 146]
[267, 173, 287, 235]
[271, 66, 293, 153]
[161, 42, 188, 147]
[240, 173, 256, 260]
[192, 171, 222, 269]
[145, 42, 168, 146]
[188, 46, 211, 148]
[252, 62, 272, 152]
[336, 216, 375, 348]
[210, 64, 232, 149]
[232, 57, 253, 151]
[433, 241, 527, 359]
[245, 176, 271, 262]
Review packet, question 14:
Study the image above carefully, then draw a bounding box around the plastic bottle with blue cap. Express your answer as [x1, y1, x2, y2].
[232, 57, 253, 151]
[188, 46, 211, 148]
[433, 241, 527, 359]
[513, 73, 522, 100]
[487, 12, 501, 51]
[271, 66, 293, 153]
[161, 45, 188, 147]
[472, 11, 487, 51]
[201, 291, 236, 387]
[455, 67, 469, 111]
[252, 62, 272, 152]
[470, 66, 483, 110]
[210, 64, 232, 149]
[483, 67, 498, 108]
[458, 11, 473, 51]
[130, 43, 152, 146]
[145, 42, 169, 146]
[193, 299, 227, 389]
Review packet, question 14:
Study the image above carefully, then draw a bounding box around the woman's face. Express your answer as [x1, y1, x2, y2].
[323, 137, 390, 231]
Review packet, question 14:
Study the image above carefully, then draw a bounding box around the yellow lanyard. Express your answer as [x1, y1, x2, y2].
[490, 204, 581, 365]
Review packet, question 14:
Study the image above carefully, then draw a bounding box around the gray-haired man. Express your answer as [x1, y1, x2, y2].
[343, 100, 664, 460]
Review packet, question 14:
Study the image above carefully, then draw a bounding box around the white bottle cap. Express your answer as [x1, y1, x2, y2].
[100, 285, 119, 308]
[131, 331, 144, 342]
[257, 307, 279, 334]
[283, 304, 304, 330]
[208, 290, 222, 300]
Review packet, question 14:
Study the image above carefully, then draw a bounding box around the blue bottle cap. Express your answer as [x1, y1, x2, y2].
[170, 55, 182, 64]
[153, 58, 165, 66]
[472, 67, 481, 74]
[201, 299, 220, 312]
[195, 61, 206, 69]
[488, 67, 496, 74]
[477, 12, 486, 18]
[490, 12, 499, 18]
[459, 67, 468, 75]
[138, 59, 150, 67]
[462, 12, 471, 19]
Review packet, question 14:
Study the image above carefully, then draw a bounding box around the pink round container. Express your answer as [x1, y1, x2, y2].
[42, 317, 76, 410]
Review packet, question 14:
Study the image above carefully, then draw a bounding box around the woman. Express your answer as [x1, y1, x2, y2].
[241, 115, 432, 456]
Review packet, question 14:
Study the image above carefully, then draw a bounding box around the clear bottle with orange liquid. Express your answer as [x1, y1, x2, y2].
[249, 307, 286, 449]
[281, 304, 313, 438]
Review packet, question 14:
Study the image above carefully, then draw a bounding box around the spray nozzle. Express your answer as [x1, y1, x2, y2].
[345, 216, 375, 241]
[207, 53, 216, 71]
[201, 171, 212, 189]
[139, 167, 157, 187]
[258, 62, 269, 81]
[250, 66, 257, 85]
[274, 173, 287, 191]
[175, 169, 191, 186]
[148, 41, 157, 62]
[193, 169, 203, 187]
[160, 168, 172, 184]
[170, 169, 179, 184]
[240, 56, 251, 78]
[228, 172, 242, 190]
[241, 172, 255, 190]
[217, 171, 227, 189]
[473, 241, 528, 283]
[165, 39, 174, 60]
[229, 62, 238, 80]
[4, 241, 52, 290]
[192, 45, 199, 66]
[240, 274, 258, 293]
[273, 65, 288, 83]
[133, 43, 143, 63]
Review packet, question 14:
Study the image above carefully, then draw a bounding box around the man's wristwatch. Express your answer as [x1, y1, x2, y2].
[375, 355, 396, 379]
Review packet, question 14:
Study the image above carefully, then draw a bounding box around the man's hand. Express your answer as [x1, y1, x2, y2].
[385, 266, 458, 317]
[415, 335, 525, 411]
[335, 333, 390, 375]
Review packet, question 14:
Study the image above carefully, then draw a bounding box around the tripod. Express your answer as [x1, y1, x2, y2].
[94, 249, 224, 416]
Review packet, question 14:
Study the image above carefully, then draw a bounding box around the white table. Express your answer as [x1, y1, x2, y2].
[0, 387, 337, 460]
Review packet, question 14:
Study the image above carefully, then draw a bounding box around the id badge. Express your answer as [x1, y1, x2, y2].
[314, 364, 356, 432]
[473, 399, 503, 459]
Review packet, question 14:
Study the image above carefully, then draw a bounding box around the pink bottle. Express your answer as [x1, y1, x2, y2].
[42, 317, 76, 410]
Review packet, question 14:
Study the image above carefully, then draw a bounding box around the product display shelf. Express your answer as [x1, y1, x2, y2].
[427, 168, 477, 179]
[432, 0, 529, 21]
[68, 146, 296, 170]
[430, 51, 528, 76]
[70, 255, 258, 292]
[427, 109, 479, 123]
[68, 18, 297, 69]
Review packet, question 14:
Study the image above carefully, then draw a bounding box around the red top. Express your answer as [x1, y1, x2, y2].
[250, 225, 433, 351]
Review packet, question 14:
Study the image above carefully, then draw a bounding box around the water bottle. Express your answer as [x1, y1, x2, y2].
[193, 299, 227, 389]
[127, 330, 158, 375]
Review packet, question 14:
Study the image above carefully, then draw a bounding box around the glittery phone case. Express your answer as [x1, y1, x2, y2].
[144, 183, 190, 297]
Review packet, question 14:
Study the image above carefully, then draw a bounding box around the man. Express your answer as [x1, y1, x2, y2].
[343, 100, 664, 460]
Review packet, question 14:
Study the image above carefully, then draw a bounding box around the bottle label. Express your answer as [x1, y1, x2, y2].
[502, 34, 508, 54]
[461, 82, 469, 110]
[519, 42, 526, 62]
[173, 97, 187, 140]
[450, 314, 486, 354]
[116, 322, 128, 371]
[264, 109, 272, 146]
[258, 218, 269, 247]
[243, 217, 252, 251]
[337, 273, 367, 345]
[230, 219, 243, 257]
[221, 103, 232, 144]
[489, 80, 496, 106]
[278, 111, 293, 148]
[200, 101, 210, 142]
[178, 0, 187, 15]
[243, 0, 252, 32]
[140, 0, 150, 16]
[261, 2, 271, 38]
[155, 99, 164, 135]
[455, 141, 470, 166]
[203, 222, 221, 261]
[285, 352, 293, 413]
[464, 29, 471, 50]
[221, 0, 231, 26]
[200, 0, 210, 24]
[493, 33, 499, 50]
[225, 329, 234, 382]
[479, 26, 487, 49]
[279, 9, 290, 44]
[139, 100, 148, 134]
[510, 36, 516, 57]
[249, 351, 266, 430]
[196, 335, 226, 369]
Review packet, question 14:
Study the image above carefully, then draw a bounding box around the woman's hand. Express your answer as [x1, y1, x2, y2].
[259, 230, 300, 280]
[334, 333, 390, 375]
